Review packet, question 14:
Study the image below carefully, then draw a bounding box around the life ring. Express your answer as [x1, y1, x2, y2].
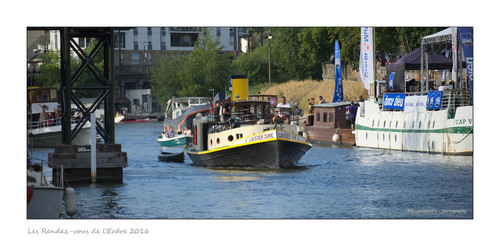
[46, 113, 54, 125]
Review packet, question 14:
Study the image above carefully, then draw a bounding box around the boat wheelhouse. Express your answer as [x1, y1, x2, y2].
[303, 101, 358, 145]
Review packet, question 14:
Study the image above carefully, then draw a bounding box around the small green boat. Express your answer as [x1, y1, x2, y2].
[157, 135, 192, 147]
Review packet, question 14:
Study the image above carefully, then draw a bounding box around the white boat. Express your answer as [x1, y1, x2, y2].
[354, 27, 473, 155]
[355, 90, 472, 155]
[27, 158, 64, 219]
[163, 97, 211, 130]
[28, 87, 99, 148]
[28, 121, 92, 148]
[115, 114, 125, 123]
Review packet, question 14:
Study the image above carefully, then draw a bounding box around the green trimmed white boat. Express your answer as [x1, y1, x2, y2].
[157, 135, 192, 147]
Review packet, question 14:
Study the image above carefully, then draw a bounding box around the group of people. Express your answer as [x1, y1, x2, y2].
[438, 80, 455, 91]
[213, 96, 232, 122]
[36, 103, 62, 127]
[162, 124, 191, 139]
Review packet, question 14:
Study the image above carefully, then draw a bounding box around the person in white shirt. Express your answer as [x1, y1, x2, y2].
[183, 125, 192, 136]
[273, 96, 291, 124]
[438, 81, 447, 91]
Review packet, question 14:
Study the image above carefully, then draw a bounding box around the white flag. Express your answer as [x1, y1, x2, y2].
[359, 27, 374, 90]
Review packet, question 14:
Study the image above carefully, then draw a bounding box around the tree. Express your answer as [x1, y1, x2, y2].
[297, 27, 333, 80]
[149, 28, 232, 109]
[231, 45, 268, 84]
[36, 38, 106, 98]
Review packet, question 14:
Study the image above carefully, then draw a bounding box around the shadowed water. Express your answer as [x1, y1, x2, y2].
[32, 121, 472, 219]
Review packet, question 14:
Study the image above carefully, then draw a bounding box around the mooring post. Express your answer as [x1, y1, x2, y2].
[91, 113, 97, 183]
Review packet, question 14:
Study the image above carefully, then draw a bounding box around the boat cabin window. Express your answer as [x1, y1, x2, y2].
[323, 113, 328, 123]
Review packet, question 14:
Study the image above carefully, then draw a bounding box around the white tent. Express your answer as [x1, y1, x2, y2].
[422, 27, 452, 45]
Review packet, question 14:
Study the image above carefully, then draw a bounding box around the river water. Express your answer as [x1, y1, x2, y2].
[32, 121, 473, 219]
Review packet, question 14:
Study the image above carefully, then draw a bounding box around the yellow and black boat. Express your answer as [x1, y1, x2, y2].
[184, 76, 311, 168]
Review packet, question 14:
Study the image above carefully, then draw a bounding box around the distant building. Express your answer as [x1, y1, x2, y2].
[114, 27, 249, 112]
[28, 27, 249, 113]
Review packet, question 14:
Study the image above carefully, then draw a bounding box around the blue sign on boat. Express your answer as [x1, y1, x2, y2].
[427, 91, 443, 109]
[382, 93, 405, 110]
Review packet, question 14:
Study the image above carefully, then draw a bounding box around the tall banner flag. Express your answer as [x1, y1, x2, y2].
[333, 40, 343, 102]
[451, 27, 458, 83]
[458, 27, 473, 103]
[229, 76, 233, 92]
[359, 27, 374, 90]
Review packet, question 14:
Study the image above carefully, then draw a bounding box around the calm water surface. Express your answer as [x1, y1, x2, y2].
[33, 121, 473, 219]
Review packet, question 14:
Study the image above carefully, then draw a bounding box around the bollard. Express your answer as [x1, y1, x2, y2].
[91, 113, 96, 183]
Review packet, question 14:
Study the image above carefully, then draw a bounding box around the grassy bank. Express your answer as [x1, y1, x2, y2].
[252, 80, 369, 111]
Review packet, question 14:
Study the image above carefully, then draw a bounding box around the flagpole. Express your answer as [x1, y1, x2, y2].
[373, 27, 376, 89]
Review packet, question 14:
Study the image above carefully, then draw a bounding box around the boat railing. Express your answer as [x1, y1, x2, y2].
[378, 89, 471, 113]
[27, 117, 80, 130]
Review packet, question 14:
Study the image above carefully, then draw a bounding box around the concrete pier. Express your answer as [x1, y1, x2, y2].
[48, 144, 127, 184]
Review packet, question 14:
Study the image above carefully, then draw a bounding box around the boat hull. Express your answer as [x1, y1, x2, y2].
[355, 100, 473, 155]
[158, 152, 185, 162]
[29, 126, 91, 148]
[304, 126, 355, 145]
[27, 186, 64, 219]
[186, 139, 311, 169]
[157, 136, 191, 147]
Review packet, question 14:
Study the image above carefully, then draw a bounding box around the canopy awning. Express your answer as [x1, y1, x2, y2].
[387, 47, 452, 70]
[422, 27, 452, 45]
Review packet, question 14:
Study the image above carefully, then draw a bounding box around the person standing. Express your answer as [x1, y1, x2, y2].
[318, 96, 326, 104]
[438, 81, 447, 91]
[222, 97, 232, 122]
[348, 101, 358, 130]
[273, 96, 291, 124]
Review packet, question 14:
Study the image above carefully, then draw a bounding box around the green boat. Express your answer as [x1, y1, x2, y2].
[157, 135, 192, 147]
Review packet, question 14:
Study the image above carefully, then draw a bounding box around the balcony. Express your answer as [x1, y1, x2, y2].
[169, 27, 202, 32]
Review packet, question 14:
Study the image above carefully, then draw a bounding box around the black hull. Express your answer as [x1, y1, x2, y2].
[185, 140, 311, 169]
[158, 152, 185, 163]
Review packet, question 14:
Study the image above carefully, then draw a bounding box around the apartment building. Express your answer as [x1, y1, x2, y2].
[114, 27, 249, 112]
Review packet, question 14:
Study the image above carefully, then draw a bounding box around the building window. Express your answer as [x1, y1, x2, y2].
[171, 33, 198, 47]
[329, 113, 334, 123]
[161, 42, 166, 50]
[323, 113, 328, 123]
[134, 41, 138, 50]
[147, 27, 152, 36]
[115, 32, 125, 49]
[131, 53, 139, 65]
[133, 29, 138, 35]
[316, 113, 320, 122]
[161, 27, 166, 36]
[147, 53, 152, 65]
[217, 27, 221, 36]
[119, 52, 124, 65]
[148, 41, 152, 50]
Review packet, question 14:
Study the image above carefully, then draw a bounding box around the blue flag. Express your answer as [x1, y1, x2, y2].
[458, 27, 473, 103]
[333, 40, 343, 102]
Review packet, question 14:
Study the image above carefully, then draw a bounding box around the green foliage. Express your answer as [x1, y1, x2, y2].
[37, 50, 64, 87]
[231, 45, 268, 84]
[149, 29, 232, 109]
[327, 27, 361, 69]
[36, 38, 106, 98]
[297, 27, 333, 80]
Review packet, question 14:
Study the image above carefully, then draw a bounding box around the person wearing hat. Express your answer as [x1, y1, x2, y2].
[222, 96, 232, 122]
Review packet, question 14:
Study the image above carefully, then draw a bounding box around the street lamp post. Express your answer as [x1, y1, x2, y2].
[268, 34, 272, 83]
